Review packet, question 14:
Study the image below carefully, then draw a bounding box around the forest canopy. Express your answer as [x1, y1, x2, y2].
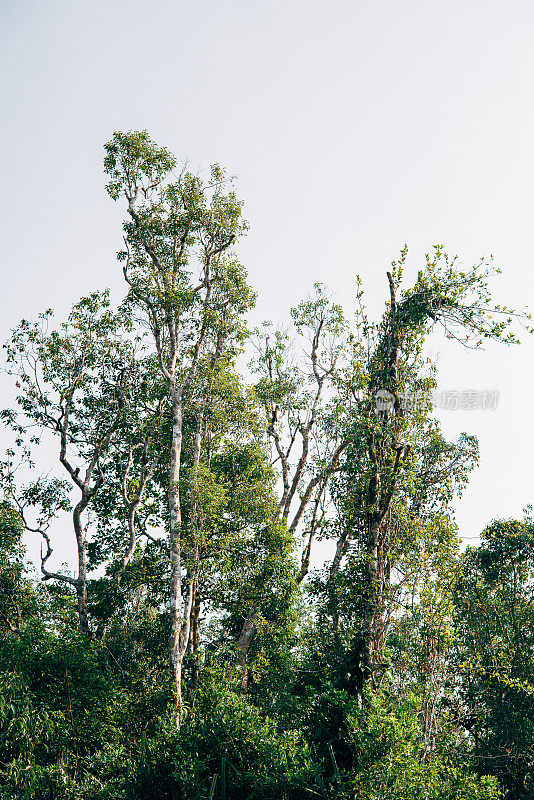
[0, 130, 532, 800]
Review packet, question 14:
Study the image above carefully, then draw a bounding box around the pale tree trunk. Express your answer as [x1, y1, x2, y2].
[169, 387, 203, 719]
[169, 386, 186, 715]
[73, 504, 91, 638]
[237, 610, 259, 692]
[170, 358, 215, 708]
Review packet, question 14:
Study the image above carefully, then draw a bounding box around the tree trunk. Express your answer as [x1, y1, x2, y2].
[75, 578, 91, 639]
[343, 515, 384, 698]
[73, 503, 91, 638]
[237, 611, 259, 692]
[169, 387, 186, 717]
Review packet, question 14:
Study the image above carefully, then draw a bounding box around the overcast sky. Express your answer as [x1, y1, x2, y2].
[1, 0, 533, 567]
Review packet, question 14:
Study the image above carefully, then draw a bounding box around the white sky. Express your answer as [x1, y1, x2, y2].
[1, 0, 533, 568]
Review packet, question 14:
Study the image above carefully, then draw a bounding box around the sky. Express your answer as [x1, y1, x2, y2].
[1, 0, 534, 568]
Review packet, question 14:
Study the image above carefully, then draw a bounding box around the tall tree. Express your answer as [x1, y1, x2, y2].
[1, 292, 136, 637]
[234, 285, 356, 688]
[320, 246, 525, 697]
[104, 130, 254, 716]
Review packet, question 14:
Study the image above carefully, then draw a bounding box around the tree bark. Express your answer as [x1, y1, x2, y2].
[169, 387, 186, 715]
[237, 611, 259, 692]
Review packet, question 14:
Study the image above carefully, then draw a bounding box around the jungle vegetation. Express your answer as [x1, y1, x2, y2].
[0, 131, 533, 800]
